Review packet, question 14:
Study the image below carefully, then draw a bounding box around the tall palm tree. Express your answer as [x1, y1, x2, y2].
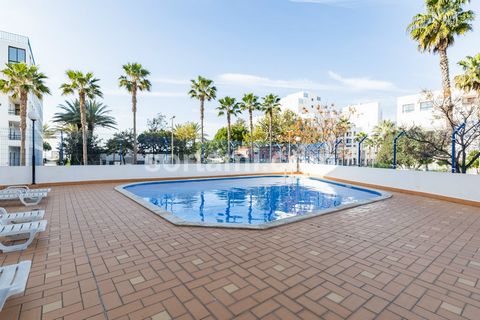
[408, 0, 474, 119]
[60, 71, 102, 165]
[0, 63, 50, 165]
[217, 97, 242, 160]
[188, 76, 217, 163]
[455, 53, 480, 93]
[261, 94, 281, 161]
[53, 100, 117, 132]
[239, 93, 261, 162]
[119, 63, 152, 164]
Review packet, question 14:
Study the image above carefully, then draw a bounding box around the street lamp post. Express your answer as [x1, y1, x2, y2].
[171, 116, 176, 164]
[357, 135, 368, 167]
[287, 130, 293, 163]
[451, 123, 466, 173]
[393, 131, 406, 169]
[28, 110, 39, 185]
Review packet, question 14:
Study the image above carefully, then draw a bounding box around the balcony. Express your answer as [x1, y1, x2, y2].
[8, 109, 20, 116]
[8, 129, 21, 140]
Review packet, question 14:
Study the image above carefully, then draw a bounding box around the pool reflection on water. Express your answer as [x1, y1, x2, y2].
[124, 176, 380, 225]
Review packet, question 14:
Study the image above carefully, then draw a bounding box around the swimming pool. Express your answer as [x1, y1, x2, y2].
[117, 176, 390, 229]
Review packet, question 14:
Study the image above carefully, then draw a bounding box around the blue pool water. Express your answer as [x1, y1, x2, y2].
[124, 176, 381, 225]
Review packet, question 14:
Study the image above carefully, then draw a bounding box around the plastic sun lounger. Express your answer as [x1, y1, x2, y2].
[0, 189, 49, 207]
[4, 186, 51, 193]
[0, 221, 47, 253]
[0, 207, 45, 225]
[0, 261, 32, 311]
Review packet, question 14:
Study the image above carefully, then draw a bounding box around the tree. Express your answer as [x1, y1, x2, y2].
[119, 63, 152, 164]
[467, 150, 480, 173]
[60, 70, 103, 165]
[43, 123, 56, 140]
[174, 122, 201, 157]
[105, 130, 135, 164]
[147, 113, 167, 132]
[408, 0, 474, 120]
[217, 96, 241, 159]
[0, 63, 50, 165]
[239, 93, 261, 162]
[53, 100, 117, 132]
[405, 92, 480, 173]
[455, 53, 480, 93]
[261, 94, 281, 161]
[188, 76, 217, 163]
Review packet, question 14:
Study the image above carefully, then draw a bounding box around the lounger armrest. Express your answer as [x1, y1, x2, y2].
[0, 287, 9, 311]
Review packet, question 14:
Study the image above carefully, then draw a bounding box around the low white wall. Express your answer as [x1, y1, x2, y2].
[0, 163, 296, 185]
[301, 163, 480, 203]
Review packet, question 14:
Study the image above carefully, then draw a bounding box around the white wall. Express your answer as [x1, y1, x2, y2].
[0, 163, 296, 185]
[1, 163, 478, 204]
[301, 163, 480, 203]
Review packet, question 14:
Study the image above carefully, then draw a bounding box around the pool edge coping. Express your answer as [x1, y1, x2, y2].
[114, 174, 392, 230]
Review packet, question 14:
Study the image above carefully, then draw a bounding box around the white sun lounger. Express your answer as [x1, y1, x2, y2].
[0, 221, 47, 252]
[0, 261, 32, 311]
[4, 186, 51, 194]
[0, 189, 49, 206]
[0, 208, 45, 225]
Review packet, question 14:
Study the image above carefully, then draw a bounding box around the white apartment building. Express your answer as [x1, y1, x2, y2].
[0, 30, 43, 166]
[396, 91, 478, 130]
[280, 91, 322, 117]
[340, 102, 383, 166]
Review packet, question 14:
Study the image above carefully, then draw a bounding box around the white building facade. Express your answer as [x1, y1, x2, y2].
[340, 102, 383, 166]
[280, 91, 322, 117]
[0, 30, 43, 166]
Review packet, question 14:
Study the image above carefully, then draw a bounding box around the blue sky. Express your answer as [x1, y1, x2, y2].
[1, 0, 479, 137]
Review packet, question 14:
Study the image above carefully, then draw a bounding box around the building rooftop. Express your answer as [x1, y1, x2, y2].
[0, 183, 479, 319]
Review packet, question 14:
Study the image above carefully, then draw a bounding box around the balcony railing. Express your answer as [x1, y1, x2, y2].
[8, 129, 21, 140]
[8, 109, 20, 116]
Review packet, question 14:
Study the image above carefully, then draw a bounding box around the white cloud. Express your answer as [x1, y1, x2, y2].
[328, 71, 396, 91]
[216, 73, 336, 91]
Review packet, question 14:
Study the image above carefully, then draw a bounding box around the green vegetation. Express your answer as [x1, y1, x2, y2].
[0, 62, 50, 165]
[60, 70, 103, 165]
[119, 63, 152, 164]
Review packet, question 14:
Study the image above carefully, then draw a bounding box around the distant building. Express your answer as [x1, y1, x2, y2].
[0, 30, 43, 166]
[280, 91, 322, 118]
[340, 102, 383, 166]
[396, 91, 478, 130]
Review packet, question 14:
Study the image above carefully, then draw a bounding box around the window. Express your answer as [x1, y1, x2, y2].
[8, 103, 20, 116]
[420, 101, 433, 111]
[8, 46, 26, 64]
[317, 97, 321, 102]
[402, 104, 415, 113]
[303, 92, 308, 98]
[298, 98, 304, 104]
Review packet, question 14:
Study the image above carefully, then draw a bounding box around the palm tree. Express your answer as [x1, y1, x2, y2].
[119, 63, 152, 164]
[455, 53, 480, 93]
[239, 93, 261, 162]
[0, 63, 50, 165]
[174, 122, 201, 157]
[60, 71, 102, 165]
[407, 0, 474, 119]
[53, 100, 117, 132]
[261, 94, 281, 161]
[217, 97, 242, 160]
[188, 76, 217, 163]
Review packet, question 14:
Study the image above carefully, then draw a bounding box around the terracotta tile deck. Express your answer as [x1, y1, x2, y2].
[1, 182, 480, 319]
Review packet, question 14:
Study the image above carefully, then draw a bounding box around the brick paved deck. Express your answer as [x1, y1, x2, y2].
[0, 182, 479, 319]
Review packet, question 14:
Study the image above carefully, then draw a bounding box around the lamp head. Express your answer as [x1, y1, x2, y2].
[28, 110, 39, 121]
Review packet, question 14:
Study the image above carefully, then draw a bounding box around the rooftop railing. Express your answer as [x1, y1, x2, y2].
[0, 30, 29, 45]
